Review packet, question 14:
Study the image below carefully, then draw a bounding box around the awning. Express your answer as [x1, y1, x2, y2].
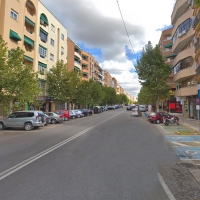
[24, 55, 33, 62]
[165, 54, 176, 58]
[10, 30, 21, 41]
[39, 44, 47, 50]
[82, 63, 88, 66]
[74, 66, 80, 71]
[40, 13, 49, 25]
[82, 54, 88, 58]
[25, 17, 35, 26]
[82, 72, 88, 75]
[75, 44, 81, 51]
[164, 43, 172, 48]
[24, 35, 34, 47]
[40, 28, 48, 35]
[38, 61, 47, 68]
[74, 55, 80, 60]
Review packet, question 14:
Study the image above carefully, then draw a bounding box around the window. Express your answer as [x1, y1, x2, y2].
[50, 38, 54, 46]
[40, 29, 48, 43]
[61, 46, 64, 54]
[61, 33, 64, 40]
[39, 81, 46, 89]
[50, 53, 54, 61]
[39, 46, 47, 58]
[10, 9, 18, 20]
[38, 62, 47, 74]
[51, 24, 55, 32]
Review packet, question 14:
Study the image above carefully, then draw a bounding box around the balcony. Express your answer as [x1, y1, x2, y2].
[74, 61, 81, 70]
[173, 46, 194, 65]
[171, 0, 190, 25]
[193, 12, 200, 29]
[194, 38, 200, 52]
[172, 28, 194, 54]
[174, 85, 197, 97]
[173, 65, 195, 82]
[25, 0, 36, 22]
[74, 52, 82, 60]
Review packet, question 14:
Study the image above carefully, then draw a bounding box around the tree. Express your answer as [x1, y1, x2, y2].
[135, 41, 171, 111]
[46, 61, 81, 103]
[102, 86, 116, 105]
[0, 36, 40, 114]
[194, 0, 200, 7]
[137, 86, 156, 105]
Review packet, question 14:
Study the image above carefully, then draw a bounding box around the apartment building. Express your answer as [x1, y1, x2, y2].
[104, 70, 113, 87]
[171, 0, 196, 118]
[158, 28, 180, 112]
[0, 0, 68, 113]
[112, 77, 118, 93]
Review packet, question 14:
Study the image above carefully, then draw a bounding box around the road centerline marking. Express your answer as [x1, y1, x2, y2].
[0, 110, 124, 181]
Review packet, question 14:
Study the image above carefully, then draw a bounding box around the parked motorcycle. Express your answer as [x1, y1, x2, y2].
[163, 115, 179, 126]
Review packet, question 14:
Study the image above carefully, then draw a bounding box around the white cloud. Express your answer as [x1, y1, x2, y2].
[40, 0, 175, 97]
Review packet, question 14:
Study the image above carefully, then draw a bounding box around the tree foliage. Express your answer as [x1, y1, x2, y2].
[0, 36, 40, 113]
[135, 41, 171, 111]
[194, 0, 200, 7]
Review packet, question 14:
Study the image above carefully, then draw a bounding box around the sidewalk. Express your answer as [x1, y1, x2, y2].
[172, 113, 200, 133]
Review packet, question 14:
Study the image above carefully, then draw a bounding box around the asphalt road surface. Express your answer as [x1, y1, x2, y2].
[0, 108, 200, 200]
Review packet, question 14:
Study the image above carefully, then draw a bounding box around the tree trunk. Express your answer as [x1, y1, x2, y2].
[156, 98, 160, 112]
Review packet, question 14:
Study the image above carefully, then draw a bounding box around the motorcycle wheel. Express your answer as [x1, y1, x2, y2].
[164, 122, 169, 126]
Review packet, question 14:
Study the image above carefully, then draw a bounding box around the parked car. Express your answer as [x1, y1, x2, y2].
[148, 112, 169, 124]
[71, 110, 84, 118]
[107, 106, 115, 110]
[130, 108, 142, 117]
[127, 105, 135, 110]
[44, 112, 63, 124]
[54, 110, 70, 121]
[139, 105, 146, 112]
[0, 110, 46, 131]
[79, 109, 89, 116]
[44, 114, 51, 126]
[69, 110, 78, 119]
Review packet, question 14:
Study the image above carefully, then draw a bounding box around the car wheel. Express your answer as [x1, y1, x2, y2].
[0, 122, 5, 130]
[24, 122, 33, 131]
[64, 117, 69, 121]
[156, 120, 160, 124]
[51, 119, 57, 124]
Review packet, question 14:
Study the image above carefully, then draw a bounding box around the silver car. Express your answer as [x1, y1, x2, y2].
[44, 112, 62, 124]
[0, 110, 46, 131]
[71, 110, 84, 118]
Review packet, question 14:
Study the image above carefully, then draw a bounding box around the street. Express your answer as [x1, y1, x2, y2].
[0, 109, 200, 200]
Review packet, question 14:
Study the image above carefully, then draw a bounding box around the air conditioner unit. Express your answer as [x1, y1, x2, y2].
[191, 81, 195, 86]
[188, 82, 191, 87]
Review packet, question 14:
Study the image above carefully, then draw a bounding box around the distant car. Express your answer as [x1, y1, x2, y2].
[44, 112, 63, 124]
[54, 110, 70, 121]
[130, 108, 142, 117]
[127, 105, 135, 110]
[107, 106, 115, 110]
[139, 105, 146, 112]
[71, 110, 84, 118]
[69, 110, 78, 119]
[79, 109, 90, 116]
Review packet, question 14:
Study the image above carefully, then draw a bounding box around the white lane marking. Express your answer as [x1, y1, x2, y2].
[171, 142, 190, 147]
[157, 173, 176, 200]
[0, 111, 124, 181]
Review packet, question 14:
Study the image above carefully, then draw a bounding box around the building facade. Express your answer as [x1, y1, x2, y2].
[171, 0, 196, 118]
[0, 0, 68, 114]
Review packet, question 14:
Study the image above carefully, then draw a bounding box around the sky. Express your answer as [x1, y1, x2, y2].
[40, 0, 176, 98]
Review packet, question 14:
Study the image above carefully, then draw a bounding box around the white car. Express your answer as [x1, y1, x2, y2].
[71, 110, 84, 118]
[130, 108, 142, 117]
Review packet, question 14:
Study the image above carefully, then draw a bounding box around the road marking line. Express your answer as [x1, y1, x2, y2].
[157, 173, 176, 200]
[0, 111, 124, 181]
[171, 142, 190, 147]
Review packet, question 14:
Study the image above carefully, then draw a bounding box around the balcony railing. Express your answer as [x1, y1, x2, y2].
[192, 12, 200, 29]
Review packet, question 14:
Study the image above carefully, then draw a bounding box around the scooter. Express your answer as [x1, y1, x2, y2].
[164, 115, 179, 126]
